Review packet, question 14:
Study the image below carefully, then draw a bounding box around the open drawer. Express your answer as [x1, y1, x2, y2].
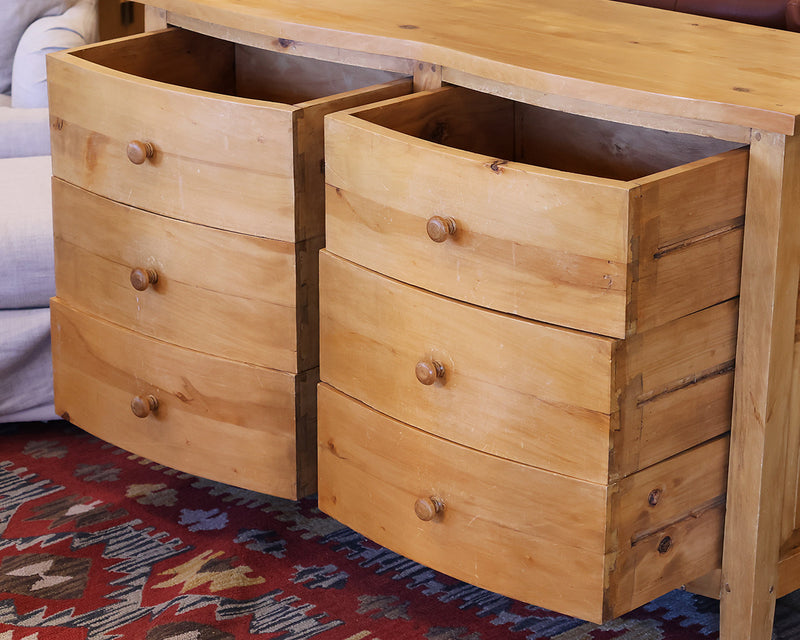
[324, 86, 748, 338]
[47, 27, 411, 241]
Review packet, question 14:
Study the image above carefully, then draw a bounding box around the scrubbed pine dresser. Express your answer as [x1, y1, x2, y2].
[46, 1, 800, 637]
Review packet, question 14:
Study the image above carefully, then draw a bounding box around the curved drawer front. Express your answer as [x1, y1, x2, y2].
[47, 28, 410, 240]
[51, 299, 317, 499]
[53, 179, 316, 372]
[317, 383, 610, 621]
[317, 384, 728, 623]
[325, 86, 747, 337]
[319, 250, 615, 482]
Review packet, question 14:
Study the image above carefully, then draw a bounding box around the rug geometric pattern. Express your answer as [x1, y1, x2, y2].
[1, 421, 799, 639]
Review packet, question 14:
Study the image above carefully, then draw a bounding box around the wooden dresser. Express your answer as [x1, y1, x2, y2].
[46, 1, 800, 637]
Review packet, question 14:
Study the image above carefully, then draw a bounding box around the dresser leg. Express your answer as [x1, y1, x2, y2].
[719, 132, 800, 639]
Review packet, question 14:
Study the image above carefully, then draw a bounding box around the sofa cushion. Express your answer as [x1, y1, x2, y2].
[0, 106, 51, 158]
[0, 155, 55, 309]
[0, 0, 78, 95]
[12, 0, 98, 109]
[0, 307, 55, 423]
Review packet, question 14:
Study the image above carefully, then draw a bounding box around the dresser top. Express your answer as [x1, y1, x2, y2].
[141, 0, 800, 135]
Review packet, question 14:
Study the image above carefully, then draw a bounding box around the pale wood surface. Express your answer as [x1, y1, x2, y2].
[614, 299, 738, 476]
[632, 150, 747, 333]
[167, 12, 416, 76]
[325, 87, 746, 338]
[47, 28, 409, 241]
[720, 132, 800, 638]
[606, 435, 729, 619]
[784, 284, 800, 565]
[54, 1, 800, 635]
[137, 0, 800, 134]
[318, 383, 729, 623]
[290, 79, 412, 240]
[143, 6, 167, 31]
[320, 250, 615, 483]
[320, 250, 736, 483]
[325, 90, 631, 337]
[52, 179, 312, 373]
[317, 383, 609, 622]
[51, 299, 317, 499]
[442, 66, 752, 143]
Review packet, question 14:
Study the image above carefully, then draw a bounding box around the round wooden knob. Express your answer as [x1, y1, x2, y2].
[415, 359, 445, 385]
[415, 496, 445, 521]
[426, 216, 457, 242]
[130, 268, 158, 291]
[131, 395, 158, 418]
[127, 140, 154, 165]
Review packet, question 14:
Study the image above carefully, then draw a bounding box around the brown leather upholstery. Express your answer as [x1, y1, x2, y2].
[614, 0, 800, 30]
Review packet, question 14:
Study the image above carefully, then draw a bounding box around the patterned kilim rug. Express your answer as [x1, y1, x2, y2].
[1, 421, 799, 640]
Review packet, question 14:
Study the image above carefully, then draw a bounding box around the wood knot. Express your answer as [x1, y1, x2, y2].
[487, 159, 508, 174]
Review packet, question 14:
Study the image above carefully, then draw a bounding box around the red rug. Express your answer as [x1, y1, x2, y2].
[0, 420, 798, 639]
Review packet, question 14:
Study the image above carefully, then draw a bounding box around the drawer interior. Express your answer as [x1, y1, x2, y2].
[70, 28, 407, 104]
[350, 86, 744, 181]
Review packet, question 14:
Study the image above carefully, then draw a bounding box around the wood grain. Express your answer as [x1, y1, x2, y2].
[51, 299, 317, 499]
[318, 383, 729, 622]
[325, 87, 746, 339]
[613, 299, 738, 476]
[320, 251, 737, 483]
[137, 0, 800, 133]
[606, 435, 729, 618]
[720, 132, 800, 639]
[52, 179, 311, 373]
[320, 250, 615, 482]
[324, 88, 632, 338]
[318, 382, 611, 622]
[47, 28, 410, 241]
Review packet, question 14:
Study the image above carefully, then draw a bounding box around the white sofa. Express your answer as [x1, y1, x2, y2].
[0, 0, 97, 423]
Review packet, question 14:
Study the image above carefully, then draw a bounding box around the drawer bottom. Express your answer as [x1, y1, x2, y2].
[51, 299, 316, 499]
[317, 382, 727, 623]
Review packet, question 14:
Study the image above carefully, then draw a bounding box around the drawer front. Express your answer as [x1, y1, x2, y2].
[318, 383, 728, 622]
[47, 28, 411, 240]
[325, 87, 746, 338]
[53, 179, 315, 373]
[320, 250, 616, 482]
[317, 383, 611, 622]
[51, 299, 317, 499]
[325, 97, 631, 338]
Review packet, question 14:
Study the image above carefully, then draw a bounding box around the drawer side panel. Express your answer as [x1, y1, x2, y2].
[606, 436, 729, 618]
[632, 149, 747, 333]
[612, 299, 738, 475]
